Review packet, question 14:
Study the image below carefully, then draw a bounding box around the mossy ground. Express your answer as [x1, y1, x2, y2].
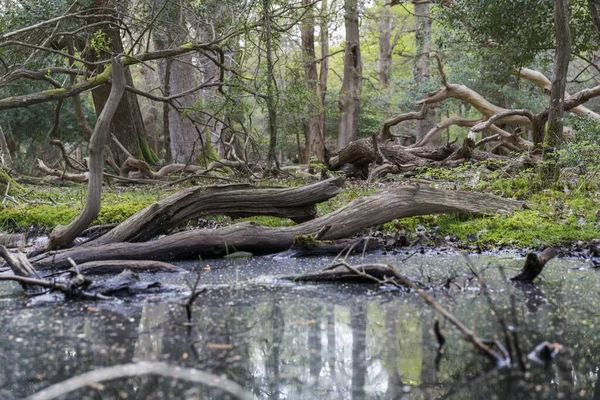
[1, 161, 598, 249]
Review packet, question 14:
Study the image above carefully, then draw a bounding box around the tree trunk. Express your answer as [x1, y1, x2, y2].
[338, 0, 362, 149]
[413, 0, 435, 142]
[545, 0, 572, 150]
[378, 5, 394, 89]
[301, 0, 325, 162]
[47, 59, 125, 250]
[85, 0, 156, 165]
[167, 54, 203, 163]
[319, 0, 330, 157]
[152, 0, 203, 164]
[264, 0, 279, 170]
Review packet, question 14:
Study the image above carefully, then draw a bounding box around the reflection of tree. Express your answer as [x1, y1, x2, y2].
[351, 303, 367, 400]
[383, 306, 404, 398]
[326, 305, 343, 397]
[267, 300, 284, 400]
[420, 310, 439, 398]
[309, 305, 323, 380]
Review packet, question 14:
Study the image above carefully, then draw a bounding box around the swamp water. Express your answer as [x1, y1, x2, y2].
[0, 252, 599, 399]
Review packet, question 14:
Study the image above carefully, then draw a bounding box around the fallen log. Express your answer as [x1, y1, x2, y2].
[83, 176, 344, 246]
[31, 184, 524, 269]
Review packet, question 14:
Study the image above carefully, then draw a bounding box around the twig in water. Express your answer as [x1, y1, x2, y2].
[26, 361, 253, 400]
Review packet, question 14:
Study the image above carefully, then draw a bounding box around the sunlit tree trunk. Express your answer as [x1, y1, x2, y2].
[301, 0, 325, 162]
[413, 0, 435, 143]
[338, 0, 362, 149]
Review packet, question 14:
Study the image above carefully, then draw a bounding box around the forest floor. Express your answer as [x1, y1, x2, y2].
[2, 161, 599, 254]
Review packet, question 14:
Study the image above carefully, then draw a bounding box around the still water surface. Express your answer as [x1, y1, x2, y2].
[0, 251, 598, 399]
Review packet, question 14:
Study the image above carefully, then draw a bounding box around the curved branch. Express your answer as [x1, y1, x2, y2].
[379, 104, 429, 141]
[0, 42, 222, 111]
[46, 58, 125, 250]
[468, 109, 534, 138]
[412, 116, 481, 147]
[518, 67, 600, 120]
[26, 362, 253, 400]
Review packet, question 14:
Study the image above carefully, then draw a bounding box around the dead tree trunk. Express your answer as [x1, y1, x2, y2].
[82, 177, 344, 246]
[338, 0, 362, 149]
[31, 184, 523, 269]
[46, 59, 125, 250]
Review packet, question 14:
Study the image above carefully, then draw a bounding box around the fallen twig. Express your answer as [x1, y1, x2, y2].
[26, 361, 253, 400]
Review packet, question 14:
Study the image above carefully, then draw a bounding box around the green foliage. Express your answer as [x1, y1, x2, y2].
[90, 30, 112, 57]
[436, 0, 598, 76]
[558, 117, 600, 178]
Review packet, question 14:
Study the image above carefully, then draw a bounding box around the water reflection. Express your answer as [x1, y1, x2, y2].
[0, 254, 599, 399]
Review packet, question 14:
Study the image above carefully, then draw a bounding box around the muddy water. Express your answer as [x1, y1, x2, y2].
[0, 252, 598, 399]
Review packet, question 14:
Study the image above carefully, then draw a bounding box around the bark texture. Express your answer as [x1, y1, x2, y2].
[545, 0, 572, 149]
[84, 0, 152, 163]
[83, 177, 344, 246]
[338, 0, 362, 149]
[31, 184, 523, 269]
[413, 0, 435, 142]
[301, 0, 325, 162]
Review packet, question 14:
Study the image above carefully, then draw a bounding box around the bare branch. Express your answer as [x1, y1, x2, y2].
[26, 361, 253, 400]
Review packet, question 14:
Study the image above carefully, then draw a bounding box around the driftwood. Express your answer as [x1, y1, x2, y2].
[83, 176, 344, 246]
[30, 184, 524, 270]
[510, 248, 558, 282]
[275, 236, 379, 258]
[74, 260, 185, 275]
[288, 263, 415, 287]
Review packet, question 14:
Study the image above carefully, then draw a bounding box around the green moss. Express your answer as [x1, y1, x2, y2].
[85, 64, 113, 84]
[42, 88, 68, 97]
[180, 42, 195, 50]
[138, 135, 160, 165]
[0, 170, 22, 196]
[0, 186, 171, 232]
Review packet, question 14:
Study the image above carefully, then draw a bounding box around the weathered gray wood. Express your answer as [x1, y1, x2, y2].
[83, 176, 345, 246]
[286, 263, 414, 286]
[31, 185, 524, 269]
[76, 260, 185, 275]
